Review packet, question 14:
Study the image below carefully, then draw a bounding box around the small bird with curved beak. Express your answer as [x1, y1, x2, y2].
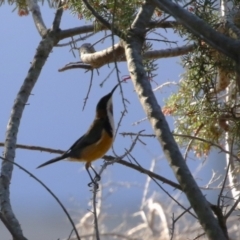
[37, 83, 120, 187]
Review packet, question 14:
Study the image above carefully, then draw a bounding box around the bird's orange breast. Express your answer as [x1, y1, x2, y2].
[70, 129, 113, 163]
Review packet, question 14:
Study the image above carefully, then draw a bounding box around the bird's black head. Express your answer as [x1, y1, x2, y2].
[96, 83, 119, 111]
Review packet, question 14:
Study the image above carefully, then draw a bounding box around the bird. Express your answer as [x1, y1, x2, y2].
[37, 83, 120, 187]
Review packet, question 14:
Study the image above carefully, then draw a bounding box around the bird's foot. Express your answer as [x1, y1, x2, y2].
[88, 180, 99, 189]
[94, 173, 101, 182]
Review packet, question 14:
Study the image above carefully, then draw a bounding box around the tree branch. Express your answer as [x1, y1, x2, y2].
[58, 25, 97, 41]
[123, 1, 227, 239]
[143, 44, 196, 59]
[27, 0, 47, 36]
[57, 20, 179, 41]
[52, 3, 63, 31]
[0, 142, 182, 191]
[150, 0, 240, 61]
[81, 0, 125, 39]
[59, 42, 194, 71]
[103, 156, 182, 190]
[0, 8, 61, 239]
[79, 42, 125, 68]
[120, 131, 240, 161]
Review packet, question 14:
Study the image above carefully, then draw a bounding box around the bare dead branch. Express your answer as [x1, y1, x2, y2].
[143, 44, 196, 59]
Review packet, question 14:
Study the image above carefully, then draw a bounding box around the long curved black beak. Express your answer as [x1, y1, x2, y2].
[110, 82, 121, 95]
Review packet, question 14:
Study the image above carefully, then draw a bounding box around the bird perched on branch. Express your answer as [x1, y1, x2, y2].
[37, 83, 120, 187]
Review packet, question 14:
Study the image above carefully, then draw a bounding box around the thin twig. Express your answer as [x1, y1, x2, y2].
[218, 158, 231, 207]
[127, 152, 197, 219]
[58, 63, 93, 72]
[104, 156, 182, 190]
[100, 68, 115, 86]
[153, 81, 178, 92]
[141, 158, 156, 209]
[225, 192, 240, 219]
[0, 142, 64, 154]
[56, 33, 96, 47]
[82, 70, 94, 111]
[120, 132, 240, 161]
[81, 0, 125, 39]
[112, 110, 127, 156]
[70, 232, 139, 240]
[183, 124, 204, 161]
[170, 206, 192, 240]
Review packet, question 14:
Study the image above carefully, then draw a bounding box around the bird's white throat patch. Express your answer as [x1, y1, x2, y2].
[107, 97, 115, 134]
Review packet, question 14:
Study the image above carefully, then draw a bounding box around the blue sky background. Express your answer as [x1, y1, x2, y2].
[0, 4, 226, 239]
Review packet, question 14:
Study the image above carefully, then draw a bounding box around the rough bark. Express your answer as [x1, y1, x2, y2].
[0, 3, 61, 239]
[151, 0, 240, 61]
[124, 1, 227, 239]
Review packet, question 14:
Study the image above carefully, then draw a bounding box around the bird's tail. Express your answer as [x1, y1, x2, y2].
[37, 154, 68, 169]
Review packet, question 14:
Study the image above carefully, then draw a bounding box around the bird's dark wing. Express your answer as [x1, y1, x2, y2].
[37, 118, 106, 169]
[66, 118, 105, 158]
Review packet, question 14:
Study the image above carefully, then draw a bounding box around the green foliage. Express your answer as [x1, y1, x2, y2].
[142, 42, 158, 80]
[164, 39, 239, 156]
[68, 0, 143, 32]
[1, 0, 28, 15]
[164, 0, 240, 157]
